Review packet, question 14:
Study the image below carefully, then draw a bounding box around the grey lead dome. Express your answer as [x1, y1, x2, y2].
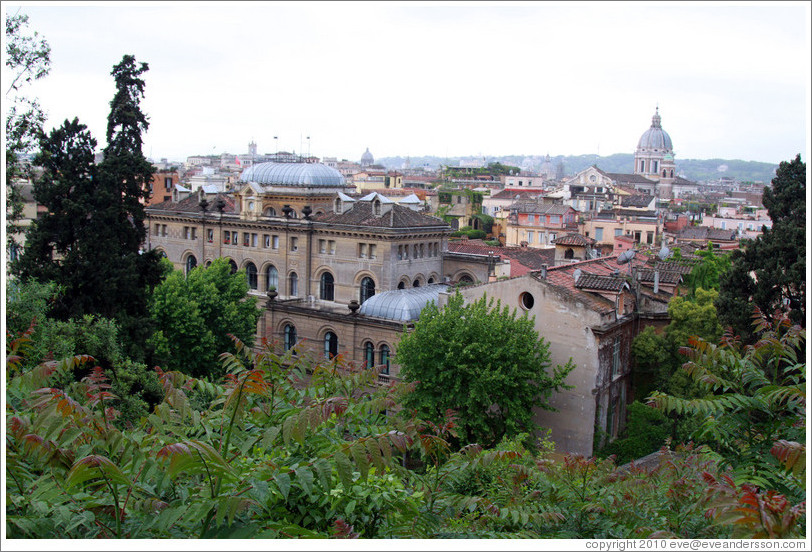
[239, 162, 345, 187]
[637, 108, 673, 151]
[359, 284, 449, 322]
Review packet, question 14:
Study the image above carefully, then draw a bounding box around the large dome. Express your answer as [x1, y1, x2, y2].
[361, 147, 374, 166]
[637, 108, 673, 152]
[239, 162, 345, 187]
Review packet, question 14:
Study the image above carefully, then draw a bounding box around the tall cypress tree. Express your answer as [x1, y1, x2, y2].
[15, 55, 162, 360]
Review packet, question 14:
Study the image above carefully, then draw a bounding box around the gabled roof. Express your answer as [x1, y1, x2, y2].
[553, 233, 596, 246]
[148, 192, 236, 214]
[575, 273, 627, 292]
[620, 194, 654, 208]
[539, 256, 646, 314]
[313, 202, 449, 228]
[636, 268, 683, 285]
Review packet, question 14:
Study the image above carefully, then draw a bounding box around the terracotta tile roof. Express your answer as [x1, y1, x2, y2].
[539, 256, 645, 314]
[575, 273, 627, 292]
[447, 241, 556, 277]
[651, 260, 695, 275]
[678, 226, 737, 241]
[637, 268, 683, 285]
[314, 202, 449, 228]
[553, 233, 596, 246]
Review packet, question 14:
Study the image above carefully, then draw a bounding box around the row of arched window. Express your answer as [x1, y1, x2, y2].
[184, 256, 377, 303]
[281, 323, 390, 374]
[397, 242, 440, 260]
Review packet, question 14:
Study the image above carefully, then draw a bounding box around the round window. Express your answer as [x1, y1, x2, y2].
[589, 174, 596, 183]
[520, 292, 534, 310]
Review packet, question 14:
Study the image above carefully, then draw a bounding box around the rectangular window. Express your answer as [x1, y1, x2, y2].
[526, 231, 534, 243]
[359, 243, 368, 258]
[612, 336, 621, 379]
[191, 227, 197, 240]
[154, 223, 160, 236]
[207, 229, 214, 243]
[224, 232, 231, 245]
[595, 227, 604, 241]
[527, 214, 535, 224]
[263, 234, 270, 248]
[232, 231, 238, 244]
[615, 228, 623, 237]
[272, 235, 279, 249]
[369, 244, 376, 259]
[646, 231, 654, 244]
[549, 233, 556, 242]
[398, 245, 403, 260]
[634, 231, 642, 242]
[165, 177, 173, 191]
[550, 215, 560, 225]
[251, 233, 257, 247]
[290, 237, 298, 251]
[319, 239, 326, 254]
[328, 240, 335, 255]
[243, 233, 250, 247]
[162, 225, 167, 237]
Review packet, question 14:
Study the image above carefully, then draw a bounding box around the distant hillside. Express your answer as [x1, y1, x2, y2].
[377, 154, 779, 184]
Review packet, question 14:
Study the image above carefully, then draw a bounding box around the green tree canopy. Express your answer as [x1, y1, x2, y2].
[5, 12, 51, 257]
[717, 154, 805, 342]
[396, 293, 573, 448]
[14, 55, 163, 360]
[148, 258, 261, 379]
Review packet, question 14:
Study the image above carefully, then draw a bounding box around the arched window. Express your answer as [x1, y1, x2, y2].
[245, 262, 257, 290]
[662, 169, 667, 177]
[228, 259, 238, 274]
[266, 265, 278, 290]
[185, 254, 197, 274]
[320, 272, 335, 301]
[379, 345, 390, 375]
[670, 169, 674, 178]
[364, 342, 375, 368]
[264, 207, 277, 217]
[324, 331, 338, 359]
[427, 277, 435, 284]
[564, 248, 574, 259]
[413, 279, 420, 288]
[397, 281, 405, 290]
[284, 324, 297, 352]
[360, 277, 375, 304]
[373, 199, 381, 216]
[289, 272, 298, 296]
[459, 274, 474, 284]
[640, 160, 645, 172]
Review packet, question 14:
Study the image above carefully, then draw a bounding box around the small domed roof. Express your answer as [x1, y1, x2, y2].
[359, 284, 448, 321]
[239, 162, 345, 187]
[361, 147, 374, 166]
[637, 108, 673, 152]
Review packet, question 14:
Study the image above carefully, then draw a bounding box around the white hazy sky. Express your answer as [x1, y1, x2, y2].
[4, 1, 810, 165]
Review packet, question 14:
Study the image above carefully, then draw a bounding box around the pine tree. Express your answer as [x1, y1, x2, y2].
[14, 55, 162, 360]
[716, 155, 806, 343]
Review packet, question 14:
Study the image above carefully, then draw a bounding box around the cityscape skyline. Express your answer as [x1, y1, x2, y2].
[4, 1, 810, 165]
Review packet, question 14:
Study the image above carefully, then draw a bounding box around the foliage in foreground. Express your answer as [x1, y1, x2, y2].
[5, 329, 805, 539]
[397, 292, 574, 449]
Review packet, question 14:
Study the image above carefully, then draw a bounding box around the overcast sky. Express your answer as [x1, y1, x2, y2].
[4, 1, 810, 165]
